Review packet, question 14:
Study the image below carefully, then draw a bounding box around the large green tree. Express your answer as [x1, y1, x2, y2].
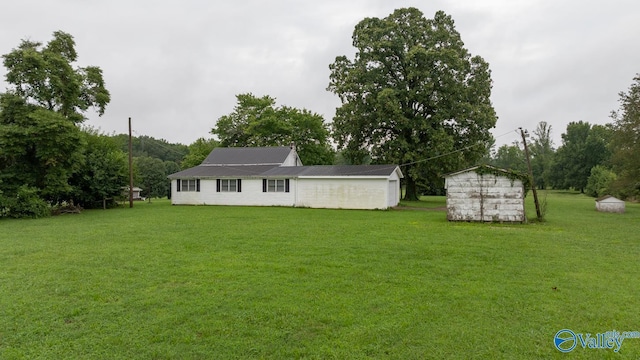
[0, 94, 84, 200]
[490, 143, 527, 173]
[328, 8, 497, 200]
[212, 93, 334, 165]
[2, 31, 109, 123]
[550, 121, 612, 192]
[0, 31, 111, 214]
[609, 75, 640, 199]
[530, 121, 555, 189]
[134, 156, 169, 199]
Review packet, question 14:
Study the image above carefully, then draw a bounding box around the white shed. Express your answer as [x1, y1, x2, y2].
[595, 195, 625, 213]
[444, 165, 527, 222]
[121, 186, 144, 200]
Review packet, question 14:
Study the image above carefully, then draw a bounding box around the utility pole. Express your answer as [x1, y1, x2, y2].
[519, 127, 542, 221]
[129, 117, 134, 208]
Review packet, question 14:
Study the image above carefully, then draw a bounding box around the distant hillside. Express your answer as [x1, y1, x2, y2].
[111, 134, 188, 163]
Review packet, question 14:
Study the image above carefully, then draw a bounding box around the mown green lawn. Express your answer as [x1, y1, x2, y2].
[1, 192, 639, 359]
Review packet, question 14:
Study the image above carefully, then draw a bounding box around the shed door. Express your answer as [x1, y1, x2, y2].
[388, 180, 399, 207]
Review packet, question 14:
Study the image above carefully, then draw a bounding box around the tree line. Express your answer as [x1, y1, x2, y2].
[1, 8, 638, 218]
[490, 85, 639, 201]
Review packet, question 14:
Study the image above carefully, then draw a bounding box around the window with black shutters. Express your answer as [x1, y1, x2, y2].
[263, 179, 290, 192]
[217, 179, 242, 192]
[179, 179, 199, 192]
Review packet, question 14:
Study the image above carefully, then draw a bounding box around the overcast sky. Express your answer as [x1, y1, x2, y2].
[1, 0, 638, 149]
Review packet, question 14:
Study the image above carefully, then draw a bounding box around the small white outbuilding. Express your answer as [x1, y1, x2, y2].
[444, 165, 527, 223]
[595, 195, 625, 214]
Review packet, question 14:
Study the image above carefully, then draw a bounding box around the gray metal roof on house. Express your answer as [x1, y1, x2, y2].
[169, 146, 401, 179]
[202, 146, 293, 165]
[168, 165, 280, 179]
[262, 165, 401, 177]
[169, 164, 401, 179]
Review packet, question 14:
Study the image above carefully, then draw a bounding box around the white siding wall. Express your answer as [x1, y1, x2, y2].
[171, 179, 295, 207]
[445, 171, 525, 222]
[295, 177, 389, 210]
[171, 171, 400, 210]
[282, 151, 302, 166]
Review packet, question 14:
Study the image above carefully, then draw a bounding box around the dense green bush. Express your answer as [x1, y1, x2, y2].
[585, 165, 617, 198]
[0, 186, 50, 219]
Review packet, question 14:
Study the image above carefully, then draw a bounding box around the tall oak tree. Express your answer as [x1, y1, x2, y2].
[328, 8, 497, 199]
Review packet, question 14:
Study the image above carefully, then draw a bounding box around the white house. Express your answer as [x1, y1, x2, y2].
[444, 165, 526, 222]
[168, 146, 403, 210]
[595, 195, 625, 213]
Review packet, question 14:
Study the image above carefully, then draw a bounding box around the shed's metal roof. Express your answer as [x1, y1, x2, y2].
[444, 165, 528, 181]
[595, 195, 624, 203]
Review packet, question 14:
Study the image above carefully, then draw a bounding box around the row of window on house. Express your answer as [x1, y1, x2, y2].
[176, 179, 290, 193]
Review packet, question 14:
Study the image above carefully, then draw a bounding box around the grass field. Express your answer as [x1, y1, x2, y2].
[1, 192, 639, 359]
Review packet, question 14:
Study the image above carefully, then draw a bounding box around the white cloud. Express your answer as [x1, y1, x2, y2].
[1, 0, 638, 148]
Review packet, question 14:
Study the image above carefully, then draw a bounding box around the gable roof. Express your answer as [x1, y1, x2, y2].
[202, 146, 293, 166]
[169, 146, 401, 179]
[445, 165, 528, 182]
[445, 165, 515, 177]
[444, 165, 529, 190]
[596, 195, 624, 203]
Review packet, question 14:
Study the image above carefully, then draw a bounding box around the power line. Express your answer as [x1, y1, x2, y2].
[397, 128, 518, 168]
[129, 126, 519, 175]
[301, 128, 521, 176]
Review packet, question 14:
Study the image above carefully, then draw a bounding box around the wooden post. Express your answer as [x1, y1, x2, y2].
[129, 117, 134, 208]
[519, 127, 542, 221]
